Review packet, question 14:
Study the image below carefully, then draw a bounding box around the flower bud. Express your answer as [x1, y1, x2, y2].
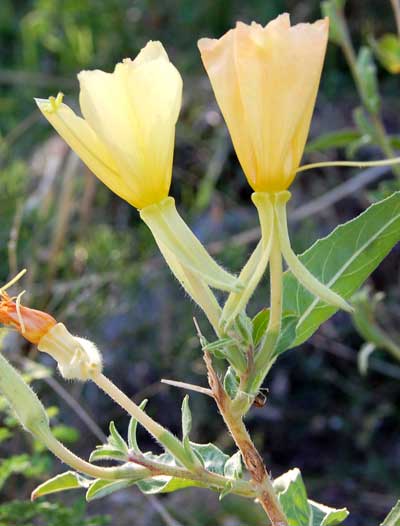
[0, 292, 56, 344]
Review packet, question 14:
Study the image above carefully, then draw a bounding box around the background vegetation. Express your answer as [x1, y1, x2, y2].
[0, 0, 399, 524]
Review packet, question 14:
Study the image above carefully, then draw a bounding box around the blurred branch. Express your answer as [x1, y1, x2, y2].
[45, 152, 80, 296]
[313, 334, 400, 380]
[390, 0, 400, 38]
[0, 69, 75, 89]
[7, 202, 23, 278]
[323, 1, 400, 178]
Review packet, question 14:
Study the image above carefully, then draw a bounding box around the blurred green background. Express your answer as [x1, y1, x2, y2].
[1, 0, 400, 525]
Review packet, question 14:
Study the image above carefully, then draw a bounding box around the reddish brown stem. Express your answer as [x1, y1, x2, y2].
[203, 351, 287, 526]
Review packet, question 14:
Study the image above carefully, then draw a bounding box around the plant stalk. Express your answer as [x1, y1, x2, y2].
[92, 372, 199, 471]
[203, 351, 287, 526]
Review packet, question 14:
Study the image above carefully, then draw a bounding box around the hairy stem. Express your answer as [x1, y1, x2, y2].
[92, 373, 199, 471]
[37, 429, 148, 480]
[204, 351, 287, 526]
[127, 451, 257, 499]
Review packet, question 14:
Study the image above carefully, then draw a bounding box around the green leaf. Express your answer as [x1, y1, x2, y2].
[223, 451, 242, 480]
[181, 395, 192, 439]
[381, 499, 400, 526]
[280, 192, 400, 351]
[191, 442, 229, 475]
[305, 128, 361, 154]
[89, 446, 127, 463]
[127, 399, 148, 452]
[274, 468, 310, 526]
[108, 421, 128, 455]
[309, 500, 349, 526]
[136, 442, 230, 495]
[223, 367, 239, 399]
[274, 468, 348, 526]
[86, 479, 135, 501]
[31, 471, 90, 500]
[252, 310, 297, 356]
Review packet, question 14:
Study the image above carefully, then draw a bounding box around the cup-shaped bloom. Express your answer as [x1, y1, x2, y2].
[198, 14, 329, 193]
[0, 292, 56, 344]
[36, 42, 182, 209]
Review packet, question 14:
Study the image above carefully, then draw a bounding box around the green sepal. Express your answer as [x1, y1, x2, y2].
[140, 197, 241, 293]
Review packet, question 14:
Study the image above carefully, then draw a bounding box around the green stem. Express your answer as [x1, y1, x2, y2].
[92, 373, 200, 471]
[127, 451, 257, 499]
[37, 430, 144, 480]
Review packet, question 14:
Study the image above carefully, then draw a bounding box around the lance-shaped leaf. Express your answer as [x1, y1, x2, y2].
[31, 471, 91, 500]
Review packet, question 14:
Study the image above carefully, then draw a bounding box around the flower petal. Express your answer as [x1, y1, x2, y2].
[35, 97, 138, 204]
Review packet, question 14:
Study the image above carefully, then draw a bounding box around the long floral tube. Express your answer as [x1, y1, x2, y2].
[156, 239, 221, 333]
[273, 191, 353, 312]
[140, 197, 241, 293]
[220, 194, 274, 329]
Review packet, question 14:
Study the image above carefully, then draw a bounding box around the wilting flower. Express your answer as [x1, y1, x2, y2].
[36, 41, 182, 209]
[0, 291, 56, 344]
[198, 14, 329, 193]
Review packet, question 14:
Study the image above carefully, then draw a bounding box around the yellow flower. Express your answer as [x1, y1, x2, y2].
[198, 14, 329, 193]
[36, 41, 182, 209]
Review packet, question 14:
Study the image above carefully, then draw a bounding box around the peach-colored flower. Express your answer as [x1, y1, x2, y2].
[198, 14, 329, 193]
[0, 292, 56, 344]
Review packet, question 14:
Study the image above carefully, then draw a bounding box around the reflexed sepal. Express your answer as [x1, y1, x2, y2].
[221, 193, 274, 329]
[274, 191, 353, 313]
[38, 323, 103, 381]
[140, 197, 241, 293]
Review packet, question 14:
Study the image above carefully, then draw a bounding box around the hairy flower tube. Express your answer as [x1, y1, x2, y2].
[36, 42, 240, 313]
[199, 14, 352, 328]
